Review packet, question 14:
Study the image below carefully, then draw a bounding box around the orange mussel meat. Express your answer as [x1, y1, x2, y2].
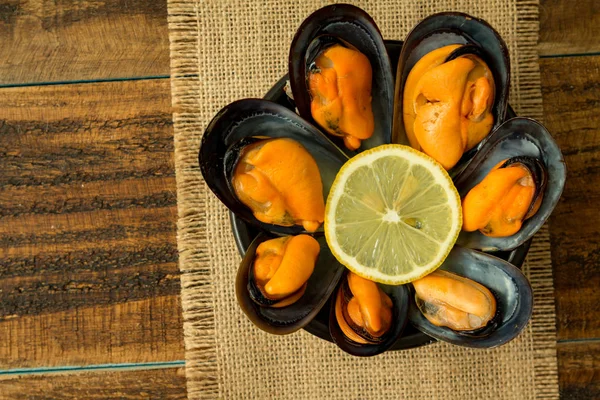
[335, 272, 393, 344]
[413, 270, 496, 331]
[308, 44, 374, 151]
[232, 138, 325, 232]
[462, 158, 545, 237]
[250, 235, 320, 308]
[403, 44, 495, 170]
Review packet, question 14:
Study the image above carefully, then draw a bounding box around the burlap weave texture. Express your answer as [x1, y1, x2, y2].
[167, 1, 559, 399]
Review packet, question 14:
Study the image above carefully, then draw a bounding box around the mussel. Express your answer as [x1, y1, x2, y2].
[248, 235, 320, 308]
[462, 156, 547, 237]
[402, 44, 495, 170]
[408, 246, 532, 348]
[329, 271, 408, 356]
[289, 4, 394, 153]
[335, 272, 392, 344]
[307, 44, 374, 150]
[413, 270, 496, 331]
[232, 138, 325, 232]
[454, 118, 566, 251]
[236, 234, 345, 335]
[199, 99, 348, 236]
[393, 12, 510, 174]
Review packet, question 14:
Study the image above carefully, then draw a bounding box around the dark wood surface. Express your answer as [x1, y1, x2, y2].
[539, 0, 600, 56]
[541, 55, 600, 341]
[0, 79, 184, 369]
[0, 367, 187, 399]
[556, 341, 600, 400]
[540, 52, 600, 398]
[0, 0, 170, 84]
[0, 0, 597, 398]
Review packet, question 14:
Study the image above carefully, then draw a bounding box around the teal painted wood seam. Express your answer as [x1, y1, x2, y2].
[539, 51, 600, 58]
[0, 361, 186, 376]
[557, 338, 600, 344]
[0, 75, 171, 88]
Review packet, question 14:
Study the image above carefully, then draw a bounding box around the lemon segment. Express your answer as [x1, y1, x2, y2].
[324, 144, 462, 285]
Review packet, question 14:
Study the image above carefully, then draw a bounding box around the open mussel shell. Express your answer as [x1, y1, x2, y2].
[392, 12, 510, 173]
[199, 98, 348, 235]
[329, 271, 409, 356]
[454, 117, 566, 251]
[236, 233, 345, 335]
[408, 246, 533, 348]
[289, 3, 394, 153]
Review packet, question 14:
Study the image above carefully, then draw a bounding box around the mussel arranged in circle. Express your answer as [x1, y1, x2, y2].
[408, 246, 533, 348]
[289, 4, 394, 153]
[247, 235, 321, 308]
[200, 98, 348, 236]
[329, 271, 409, 357]
[462, 156, 547, 238]
[402, 44, 496, 170]
[198, 4, 566, 354]
[413, 270, 497, 331]
[232, 138, 326, 232]
[307, 44, 375, 151]
[236, 233, 345, 335]
[393, 12, 511, 176]
[454, 118, 566, 251]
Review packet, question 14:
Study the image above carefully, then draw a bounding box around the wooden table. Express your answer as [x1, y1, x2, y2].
[0, 1, 597, 398]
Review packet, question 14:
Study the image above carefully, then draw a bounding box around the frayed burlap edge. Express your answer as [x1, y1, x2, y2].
[166, 1, 559, 398]
[515, 1, 560, 398]
[167, 1, 218, 398]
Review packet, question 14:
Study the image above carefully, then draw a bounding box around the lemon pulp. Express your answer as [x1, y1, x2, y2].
[324, 144, 462, 285]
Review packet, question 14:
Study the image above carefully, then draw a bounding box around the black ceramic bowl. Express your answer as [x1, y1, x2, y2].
[229, 40, 531, 351]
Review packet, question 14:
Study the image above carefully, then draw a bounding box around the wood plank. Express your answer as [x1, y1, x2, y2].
[0, 0, 169, 84]
[1, 0, 593, 79]
[0, 296, 183, 369]
[540, 55, 600, 340]
[0, 81, 174, 188]
[557, 341, 600, 400]
[0, 78, 184, 366]
[0, 367, 187, 399]
[539, 0, 600, 56]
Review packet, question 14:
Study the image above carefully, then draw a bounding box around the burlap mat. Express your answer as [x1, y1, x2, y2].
[167, 1, 559, 399]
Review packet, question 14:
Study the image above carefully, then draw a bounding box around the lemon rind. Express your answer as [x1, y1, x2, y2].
[324, 144, 462, 285]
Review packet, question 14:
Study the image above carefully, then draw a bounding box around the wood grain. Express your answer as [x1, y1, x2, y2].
[0, 367, 187, 399]
[0, 0, 170, 84]
[539, 0, 600, 56]
[540, 55, 600, 340]
[0, 296, 183, 369]
[557, 341, 600, 400]
[0, 78, 184, 366]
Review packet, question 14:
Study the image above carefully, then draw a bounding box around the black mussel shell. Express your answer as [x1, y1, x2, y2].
[289, 3, 394, 153]
[408, 246, 533, 348]
[236, 233, 345, 335]
[199, 98, 348, 236]
[329, 271, 409, 356]
[393, 12, 511, 175]
[454, 117, 566, 251]
[444, 43, 489, 64]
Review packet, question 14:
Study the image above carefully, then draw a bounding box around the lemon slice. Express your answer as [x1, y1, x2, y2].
[324, 144, 462, 285]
